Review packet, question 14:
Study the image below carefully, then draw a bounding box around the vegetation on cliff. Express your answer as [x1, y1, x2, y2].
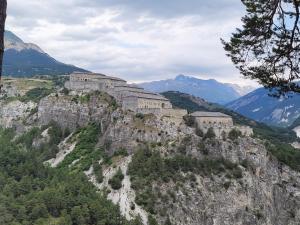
[128, 145, 242, 215]
[0, 126, 142, 225]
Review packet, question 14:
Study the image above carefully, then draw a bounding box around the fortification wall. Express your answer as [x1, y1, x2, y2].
[197, 124, 253, 139]
[65, 81, 104, 92]
[137, 98, 172, 109]
[122, 97, 139, 111]
[195, 117, 233, 127]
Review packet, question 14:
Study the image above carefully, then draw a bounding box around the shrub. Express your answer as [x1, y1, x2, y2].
[135, 113, 145, 120]
[113, 148, 129, 157]
[204, 128, 216, 139]
[61, 87, 69, 95]
[198, 142, 208, 155]
[183, 115, 195, 127]
[195, 127, 204, 137]
[109, 168, 124, 190]
[93, 162, 103, 183]
[148, 215, 159, 225]
[228, 129, 242, 141]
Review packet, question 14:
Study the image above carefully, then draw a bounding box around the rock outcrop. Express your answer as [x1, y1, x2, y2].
[151, 137, 300, 225]
[38, 93, 112, 130]
[0, 100, 36, 128]
[2, 88, 300, 225]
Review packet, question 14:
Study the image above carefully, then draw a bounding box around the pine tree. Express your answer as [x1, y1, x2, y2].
[222, 0, 300, 96]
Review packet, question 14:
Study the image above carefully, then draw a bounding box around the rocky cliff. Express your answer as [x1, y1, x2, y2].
[1, 85, 300, 225]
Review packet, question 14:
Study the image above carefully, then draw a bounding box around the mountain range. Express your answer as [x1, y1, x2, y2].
[3, 30, 87, 77]
[138, 75, 255, 104]
[226, 88, 300, 127]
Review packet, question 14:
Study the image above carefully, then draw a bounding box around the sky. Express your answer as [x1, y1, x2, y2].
[6, 0, 257, 86]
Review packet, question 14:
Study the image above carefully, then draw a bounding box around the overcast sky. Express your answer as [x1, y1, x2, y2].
[6, 0, 256, 86]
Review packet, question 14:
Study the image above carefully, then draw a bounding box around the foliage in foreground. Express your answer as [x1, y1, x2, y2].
[0, 127, 142, 225]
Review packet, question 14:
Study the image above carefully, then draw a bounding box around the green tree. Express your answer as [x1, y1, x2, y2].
[228, 129, 242, 141]
[109, 168, 124, 190]
[204, 127, 216, 139]
[223, 0, 300, 95]
[148, 215, 159, 225]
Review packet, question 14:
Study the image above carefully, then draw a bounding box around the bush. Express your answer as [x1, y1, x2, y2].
[204, 128, 216, 139]
[135, 113, 145, 120]
[228, 129, 242, 141]
[183, 115, 195, 127]
[61, 88, 69, 95]
[93, 162, 103, 183]
[148, 215, 159, 225]
[109, 168, 124, 190]
[195, 127, 204, 137]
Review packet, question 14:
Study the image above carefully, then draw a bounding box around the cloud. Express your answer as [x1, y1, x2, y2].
[6, 0, 256, 86]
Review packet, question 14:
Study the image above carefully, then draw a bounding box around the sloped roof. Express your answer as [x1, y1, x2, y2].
[72, 72, 126, 82]
[190, 111, 231, 118]
[123, 92, 169, 101]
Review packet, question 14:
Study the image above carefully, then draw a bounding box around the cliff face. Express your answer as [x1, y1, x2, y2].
[0, 100, 36, 129]
[150, 137, 300, 225]
[1, 88, 300, 225]
[38, 93, 112, 130]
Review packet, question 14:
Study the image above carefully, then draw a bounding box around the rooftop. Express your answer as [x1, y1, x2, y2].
[114, 84, 144, 89]
[72, 72, 126, 82]
[190, 111, 231, 118]
[123, 93, 169, 101]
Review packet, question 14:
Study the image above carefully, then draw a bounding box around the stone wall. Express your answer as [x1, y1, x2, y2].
[65, 81, 104, 92]
[197, 124, 253, 139]
[137, 97, 172, 109]
[194, 116, 233, 127]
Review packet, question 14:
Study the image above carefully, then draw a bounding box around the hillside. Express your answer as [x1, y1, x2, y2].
[138, 75, 253, 104]
[1, 79, 300, 225]
[226, 87, 300, 127]
[3, 31, 88, 77]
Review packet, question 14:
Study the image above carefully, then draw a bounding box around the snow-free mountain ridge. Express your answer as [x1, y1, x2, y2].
[138, 75, 254, 104]
[3, 30, 87, 77]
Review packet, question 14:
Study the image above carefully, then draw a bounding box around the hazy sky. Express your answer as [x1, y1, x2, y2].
[6, 0, 256, 85]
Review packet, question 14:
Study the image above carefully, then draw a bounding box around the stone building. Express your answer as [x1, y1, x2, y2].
[122, 92, 172, 111]
[65, 72, 127, 92]
[65, 72, 187, 124]
[190, 111, 253, 138]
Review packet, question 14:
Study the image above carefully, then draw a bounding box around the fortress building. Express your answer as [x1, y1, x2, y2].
[191, 111, 253, 138]
[65, 72, 253, 132]
[65, 72, 127, 92]
[65, 72, 187, 124]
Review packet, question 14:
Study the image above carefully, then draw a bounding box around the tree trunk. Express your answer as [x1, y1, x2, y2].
[0, 0, 6, 90]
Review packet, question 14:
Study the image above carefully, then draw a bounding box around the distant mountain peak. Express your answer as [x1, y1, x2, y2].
[138, 75, 243, 104]
[3, 30, 88, 77]
[4, 30, 44, 53]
